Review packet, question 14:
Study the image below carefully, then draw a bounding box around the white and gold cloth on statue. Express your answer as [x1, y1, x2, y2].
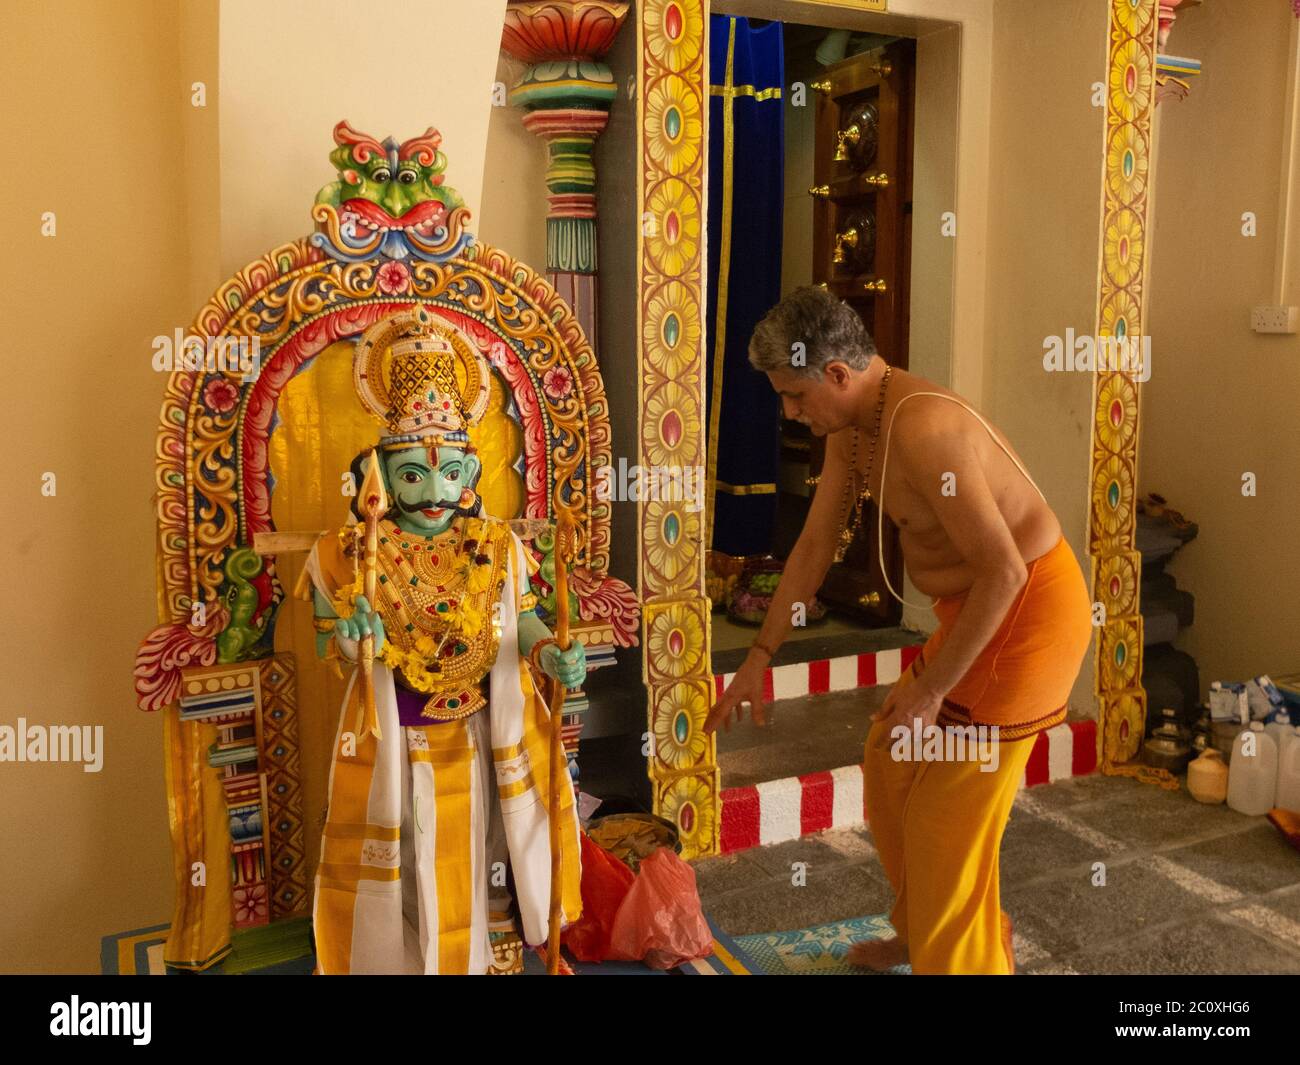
[304, 526, 582, 974]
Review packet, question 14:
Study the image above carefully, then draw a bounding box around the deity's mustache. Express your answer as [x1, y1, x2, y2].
[396, 495, 472, 516]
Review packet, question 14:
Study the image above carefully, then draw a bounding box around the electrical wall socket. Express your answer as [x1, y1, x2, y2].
[1250, 305, 1299, 334]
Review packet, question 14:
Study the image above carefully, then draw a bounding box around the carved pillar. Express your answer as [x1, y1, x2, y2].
[501, 1, 629, 345]
[1094, 0, 1163, 782]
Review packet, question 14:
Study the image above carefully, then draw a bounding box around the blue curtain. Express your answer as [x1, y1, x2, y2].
[705, 15, 785, 558]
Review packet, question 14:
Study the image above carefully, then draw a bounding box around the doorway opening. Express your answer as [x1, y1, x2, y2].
[704, 9, 959, 791]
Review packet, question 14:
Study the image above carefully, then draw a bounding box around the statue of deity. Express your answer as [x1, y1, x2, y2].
[301, 303, 587, 974]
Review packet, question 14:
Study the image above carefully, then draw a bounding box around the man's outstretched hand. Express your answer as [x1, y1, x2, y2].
[704, 656, 769, 733]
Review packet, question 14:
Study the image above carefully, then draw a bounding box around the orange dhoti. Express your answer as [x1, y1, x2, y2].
[863, 534, 1092, 973]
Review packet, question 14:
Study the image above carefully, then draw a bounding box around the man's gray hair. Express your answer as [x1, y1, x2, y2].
[748, 285, 877, 378]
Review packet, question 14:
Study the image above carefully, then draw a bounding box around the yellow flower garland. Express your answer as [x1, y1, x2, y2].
[324, 516, 513, 697]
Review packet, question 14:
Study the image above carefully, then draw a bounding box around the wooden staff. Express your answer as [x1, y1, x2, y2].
[546, 515, 574, 975]
[354, 450, 388, 742]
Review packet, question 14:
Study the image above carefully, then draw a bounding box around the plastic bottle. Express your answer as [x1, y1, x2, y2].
[1264, 709, 1292, 749]
[1227, 722, 1278, 816]
[1276, 726, 1300, 814]
[1277, 724, 1300, 764]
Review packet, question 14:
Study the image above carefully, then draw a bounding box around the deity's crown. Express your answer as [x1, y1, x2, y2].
[353, 303, 490, 449]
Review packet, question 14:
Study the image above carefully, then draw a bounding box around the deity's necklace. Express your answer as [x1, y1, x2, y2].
[835, 363, 894, 563]
[366, 517, 509, 720]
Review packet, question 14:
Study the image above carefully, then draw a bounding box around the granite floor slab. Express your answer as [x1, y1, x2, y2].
[693, 770, 1300, 974]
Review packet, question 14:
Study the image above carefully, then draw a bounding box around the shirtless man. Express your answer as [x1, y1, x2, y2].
[704, 286, 1092, 975]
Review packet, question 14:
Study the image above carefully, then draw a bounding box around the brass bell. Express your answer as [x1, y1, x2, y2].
[858, 591, 882, 608]
[807, 184, 831, 199]
[832, 227, 859, 265]
[862, 277, 888, 293]
[834, 125, 861, 162]
[810, 78, 832, 95]
[862, 171, 890, 189]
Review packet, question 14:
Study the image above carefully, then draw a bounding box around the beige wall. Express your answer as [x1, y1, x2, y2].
[781, 43, 818, 294]
[981, 0, 1108, 716]
[479, 52, 550, 273]
[900, 21, 963, 624]
[0, 0, 218, 973]
[218, 0, 507, 277]
[1143, 4, 1300, 691]
[908, 24, 959, 389]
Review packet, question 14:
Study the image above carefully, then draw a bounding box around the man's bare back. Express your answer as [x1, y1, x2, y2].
[828, 369, 1062, 600]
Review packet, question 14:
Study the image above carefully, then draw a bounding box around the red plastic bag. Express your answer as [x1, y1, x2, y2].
[562, 832, 636, 962]
[607, 846, 714, 969]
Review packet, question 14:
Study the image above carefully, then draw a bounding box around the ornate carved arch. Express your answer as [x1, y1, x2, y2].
[135, 123, 636, 969]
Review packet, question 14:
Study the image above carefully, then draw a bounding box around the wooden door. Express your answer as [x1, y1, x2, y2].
[810, 39, 915, 623]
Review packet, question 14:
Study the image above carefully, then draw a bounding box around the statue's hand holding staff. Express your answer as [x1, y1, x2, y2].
[334, 595, 386, 657]
[540, 641, 586, 688]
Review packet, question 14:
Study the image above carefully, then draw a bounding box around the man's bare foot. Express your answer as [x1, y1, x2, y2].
[845, 936, 909, 971]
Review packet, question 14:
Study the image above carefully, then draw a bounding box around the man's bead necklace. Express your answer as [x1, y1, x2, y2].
[835, 364, 894, 564]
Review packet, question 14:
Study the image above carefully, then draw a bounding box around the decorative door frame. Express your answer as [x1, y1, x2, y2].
[637, 0, 717, 859]
[636, 0, 1163, 856]
[1091, 0, 1159, 778]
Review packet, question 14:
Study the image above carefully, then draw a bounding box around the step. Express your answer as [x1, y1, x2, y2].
[712, 643, 925, 703]
[717, 718, 1098, 855]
